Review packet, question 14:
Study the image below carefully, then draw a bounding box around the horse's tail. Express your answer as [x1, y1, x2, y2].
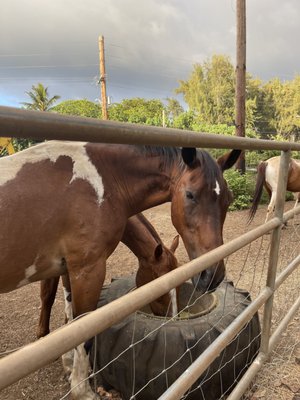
[248, 161, 267, 223]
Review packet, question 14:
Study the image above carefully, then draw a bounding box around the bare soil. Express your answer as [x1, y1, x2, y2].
[0, 203, 299, 400]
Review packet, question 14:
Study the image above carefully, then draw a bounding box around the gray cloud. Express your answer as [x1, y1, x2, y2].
[0, 0, 299, 107]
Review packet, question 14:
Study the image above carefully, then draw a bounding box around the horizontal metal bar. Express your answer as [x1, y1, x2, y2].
[1, 106, 300, 150]
[227, 295, 300, 400]
[282, 205, 300, 222]
[226, 352, 267, 400]
[158, 287, 273, 400]
[0, 218, 279, 390]
[274, 254, 300, 290]
[269, 295, 300, 352]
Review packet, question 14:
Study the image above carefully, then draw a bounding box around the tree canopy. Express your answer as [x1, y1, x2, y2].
[52, 99, 101, 118]
[176, 55, 300, 140]
[109, 98, 165, 126]
[21, 83, 60, 111]
[175, 55, 236, 125]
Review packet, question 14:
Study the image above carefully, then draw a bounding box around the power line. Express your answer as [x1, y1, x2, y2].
[0, 64, 98, 69]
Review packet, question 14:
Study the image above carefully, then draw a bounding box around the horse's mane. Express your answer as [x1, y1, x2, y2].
[136, 145, 221, 191]
[135, 145, 221, 190]
[135, 145, 182, 170]
[135, 213, 162, 245]
[196, 150, 221, 189]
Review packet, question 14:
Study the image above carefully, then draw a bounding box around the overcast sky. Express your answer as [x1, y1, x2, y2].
[1, 0, 299, 109]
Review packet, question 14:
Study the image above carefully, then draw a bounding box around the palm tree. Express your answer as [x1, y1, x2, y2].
[21, 83, 61, 111]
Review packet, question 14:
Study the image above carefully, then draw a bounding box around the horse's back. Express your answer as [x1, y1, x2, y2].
[265, 156, 300, 192]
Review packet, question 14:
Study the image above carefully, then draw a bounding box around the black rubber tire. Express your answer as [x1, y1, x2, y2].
[92, 276, 261, 400]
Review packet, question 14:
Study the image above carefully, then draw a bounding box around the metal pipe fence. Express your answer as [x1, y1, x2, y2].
[0, 106, 299, 399]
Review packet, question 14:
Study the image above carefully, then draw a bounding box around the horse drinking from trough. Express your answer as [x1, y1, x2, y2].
[37, 212, 180, 340]
[0, 141, 240, 399]
[249, 155, 300, 222]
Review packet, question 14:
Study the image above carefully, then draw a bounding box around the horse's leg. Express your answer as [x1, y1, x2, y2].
[60, 273, 74, 378]
[68, 257, 106, 400]
[37, 277, 60, 338]
[265, 190, 276, 223]
[293, 193, 299, 209]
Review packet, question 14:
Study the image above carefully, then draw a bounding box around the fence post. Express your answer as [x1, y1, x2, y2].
[260, 150, 290, 354]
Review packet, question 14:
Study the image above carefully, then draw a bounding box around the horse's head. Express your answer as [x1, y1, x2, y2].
[136, 235, 180, 317]
[171, 148, 241, 293]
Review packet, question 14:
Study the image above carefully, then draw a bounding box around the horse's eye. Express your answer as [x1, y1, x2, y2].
[186, 191, 194, 200]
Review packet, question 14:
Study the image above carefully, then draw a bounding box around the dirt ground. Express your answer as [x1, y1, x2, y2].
[0, 203, 299, 400]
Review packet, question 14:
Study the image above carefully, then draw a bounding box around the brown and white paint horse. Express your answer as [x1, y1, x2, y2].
[37, 212, 180, 339]
[249, 155, 300, 222]
[0, 141, 240, 399]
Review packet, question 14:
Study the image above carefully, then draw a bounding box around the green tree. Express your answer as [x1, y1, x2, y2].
[21, 83, 60, 111]
[175, 54, 267, 131]
[175, 55, 235, 125]
[52, 99, 101, 118]
[245, 76, 264, 130]
[165, 97, 184, 122]
[172, 110, 196, 130]
[261, 77, 300, 140]
[109, 98, 165, 126]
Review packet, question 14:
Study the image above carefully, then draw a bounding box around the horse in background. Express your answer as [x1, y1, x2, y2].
[249, 155, 300, 222]
[37, 212, 180, 340]
[0, 141, 240, 399]
[293, 191, 300, 209]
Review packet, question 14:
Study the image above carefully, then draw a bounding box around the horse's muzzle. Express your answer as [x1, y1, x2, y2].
[191, 261, 225, 293]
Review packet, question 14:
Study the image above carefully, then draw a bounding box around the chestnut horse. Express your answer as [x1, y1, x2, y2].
[0, 141, 240, 399]
[249, 156, 300, 222]
[37, 212, 180, 339]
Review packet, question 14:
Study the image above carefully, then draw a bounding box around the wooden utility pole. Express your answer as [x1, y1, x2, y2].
[235, 0, 246, 173]
[99, 35, 108, 120]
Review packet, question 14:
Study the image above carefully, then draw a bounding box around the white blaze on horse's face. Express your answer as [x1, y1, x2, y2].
[63, 287, 73, 322]
[0, 141, 104, 205]
[214, 180, 221, 196]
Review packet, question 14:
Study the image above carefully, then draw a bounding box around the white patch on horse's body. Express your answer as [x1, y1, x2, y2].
[0, 141, 104, 204]
[16, 257, 66, 289]
[63, 287, 73, 322]
[265, 163, 278, 218]
[71, 343, 97, 400]
[265, 163, 278, 191]
[61, 286, 75, 377]
[17, 264, 37, 288]
[170, 288, 178, 317]
[214, 180, 221, 196]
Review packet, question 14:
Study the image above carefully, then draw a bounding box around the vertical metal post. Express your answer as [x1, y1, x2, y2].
[260, 150, 290, 353]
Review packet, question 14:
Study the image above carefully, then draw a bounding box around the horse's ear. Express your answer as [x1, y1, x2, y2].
[217, 149, 241, 171]
[154, 244, 163, 260]
[181, 148, 197, 168]
[170, 235, 179, 253]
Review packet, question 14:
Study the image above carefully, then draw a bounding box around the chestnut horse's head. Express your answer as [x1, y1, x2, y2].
[136, 235, 180, 317]
[171, 148, 241, 293]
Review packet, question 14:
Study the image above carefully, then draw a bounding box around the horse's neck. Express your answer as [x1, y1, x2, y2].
[122, 159, 174, 214]
[122, 214, 160, 260]
[89, 144, 177, 215]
